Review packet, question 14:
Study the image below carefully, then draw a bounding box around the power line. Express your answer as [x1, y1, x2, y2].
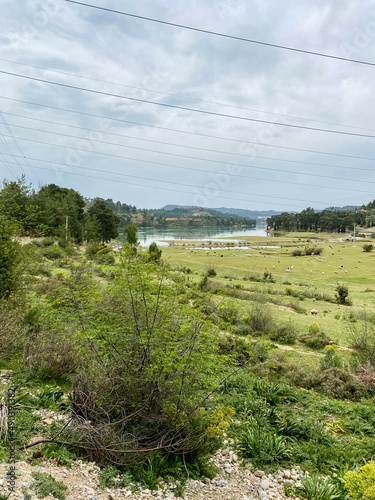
[2, 132, 374, 188]
[0, 58, 373, 133]
[4, 113, 375, 175]
[1, 147, 372, 196]
[1, 70, 375, 139]
[2, 95, 374, 163]
[1, 156, 323, 208]
[0, 112, 39, 184]
[65, 0, 375, 68]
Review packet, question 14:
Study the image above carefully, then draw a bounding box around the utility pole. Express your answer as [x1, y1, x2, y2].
[66, 216, 69, 243]
[353, 223, 355, 247]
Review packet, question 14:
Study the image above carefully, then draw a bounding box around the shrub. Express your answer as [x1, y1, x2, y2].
[299, 331, 333, 350]
[305, 246, 323, 255]
[350, 319, 375, 369]
[309, 322, 320, 334]
[0, 299, 24, 360]
[320, 346, 343, 371]
[270, 321, 297, 345]
[319, 368, 368, 400]
[336, 284, 351, 305]
[206, 267, 216, 277]
[247, 302, 274, 334]
[85, 241, 101, 259]
[344, 460, 375, 499]
[93, 247, 115, 265]
[218, 304, 240, 325]
[40, 237, 56, 247]
[148, 242, 162, 263]
[41, 245, 64, 261]
[54, 251, 231, 466]
[292, 249, 303, 256]
[363, 244, 374, 253]
[217, 336, 254, 365]
[31, 472, 67, 500]
[23, 328, 81, 379]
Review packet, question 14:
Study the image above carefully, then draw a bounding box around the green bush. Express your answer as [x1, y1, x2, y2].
[85, 241, 101, 259]
[305, 246, 323, 255]
[336, 284, 351, 305]
[206, 267, 216, 277]
[41, 245, 64, 261]
[270, 321, 297, 345]
[320, 346, 342, 371]
[363, 244, 374, 253]
[292, 249, 303, 256]
[218, 304, 240, 325]
[344, 460, 375, 499]
[299, 331, 333, 350]
[319, 368, 368, 401]
[217, 335, 254, 365]
[247, 302, 274, 334]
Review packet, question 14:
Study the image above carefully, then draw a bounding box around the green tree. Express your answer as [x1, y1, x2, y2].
[86, 199, 120, 244]
[124, 223, 138, 246]
[33, 184, 85, 240]
[148, 241, 162, 262]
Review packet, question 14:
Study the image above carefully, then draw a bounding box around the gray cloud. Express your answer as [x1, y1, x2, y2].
[0, 0, 374, 210]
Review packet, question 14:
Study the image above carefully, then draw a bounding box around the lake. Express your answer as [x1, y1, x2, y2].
[118, 226, 270, 247]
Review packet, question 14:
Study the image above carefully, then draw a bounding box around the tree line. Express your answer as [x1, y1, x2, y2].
[267, 205, 375, 233]
[0, 177, 120, 244]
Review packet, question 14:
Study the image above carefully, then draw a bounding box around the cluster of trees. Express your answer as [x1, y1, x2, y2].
[0, 178, 120, 244]
[104, 202, 257, 229]
[267, 206, 375, 233]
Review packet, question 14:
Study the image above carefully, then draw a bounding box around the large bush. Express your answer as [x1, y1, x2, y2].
[45, 250, 231, 466]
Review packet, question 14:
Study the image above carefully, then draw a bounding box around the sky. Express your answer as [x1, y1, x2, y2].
[1, 0, 375, 212]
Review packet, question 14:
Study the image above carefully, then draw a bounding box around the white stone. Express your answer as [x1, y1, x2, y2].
[260, 479, 270, 490]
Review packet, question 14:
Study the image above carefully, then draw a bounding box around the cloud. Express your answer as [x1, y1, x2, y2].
[0, 0, 374, 210]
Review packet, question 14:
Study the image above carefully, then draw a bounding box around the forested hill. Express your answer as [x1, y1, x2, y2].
[103, 200, 256, 228]
[162, 204, 283, 222]
[267, 205, 375, 233]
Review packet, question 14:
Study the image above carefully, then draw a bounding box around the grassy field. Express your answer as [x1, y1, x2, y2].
[158, 231, 375, 353]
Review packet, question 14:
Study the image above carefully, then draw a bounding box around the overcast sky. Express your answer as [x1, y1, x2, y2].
[1, 0, 375, 211]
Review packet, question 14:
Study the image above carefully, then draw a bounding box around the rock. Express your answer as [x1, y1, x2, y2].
[260, 479, 270, 490]
[216, 480, 228, 487]
[254, 470, 265, 478]
[224, 467, 232, 475]
[283, 470, 291, 479]
[231, 453, 238, 462]
[284, 480, 294, 487]
[221, 448, 230, 456]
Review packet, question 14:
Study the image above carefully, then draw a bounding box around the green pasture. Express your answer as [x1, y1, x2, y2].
[161, 232, 375, 349]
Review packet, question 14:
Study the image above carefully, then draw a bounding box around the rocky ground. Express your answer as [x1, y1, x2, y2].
[0, 444, 304, 500]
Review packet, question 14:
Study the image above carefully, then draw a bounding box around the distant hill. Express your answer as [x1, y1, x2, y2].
[161, 205, 284, 220]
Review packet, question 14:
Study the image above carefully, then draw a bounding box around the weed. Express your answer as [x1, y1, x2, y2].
[294, 473, 341, 499]
[31, 472, 67, 500]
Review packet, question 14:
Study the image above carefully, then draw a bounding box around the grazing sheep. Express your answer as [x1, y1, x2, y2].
[334, 271, 338, 274]
[311, 309, 319, 315]
[322, 272, 324, 275]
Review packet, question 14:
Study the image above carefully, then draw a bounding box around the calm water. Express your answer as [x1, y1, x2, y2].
[118, 226, 270, 247]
